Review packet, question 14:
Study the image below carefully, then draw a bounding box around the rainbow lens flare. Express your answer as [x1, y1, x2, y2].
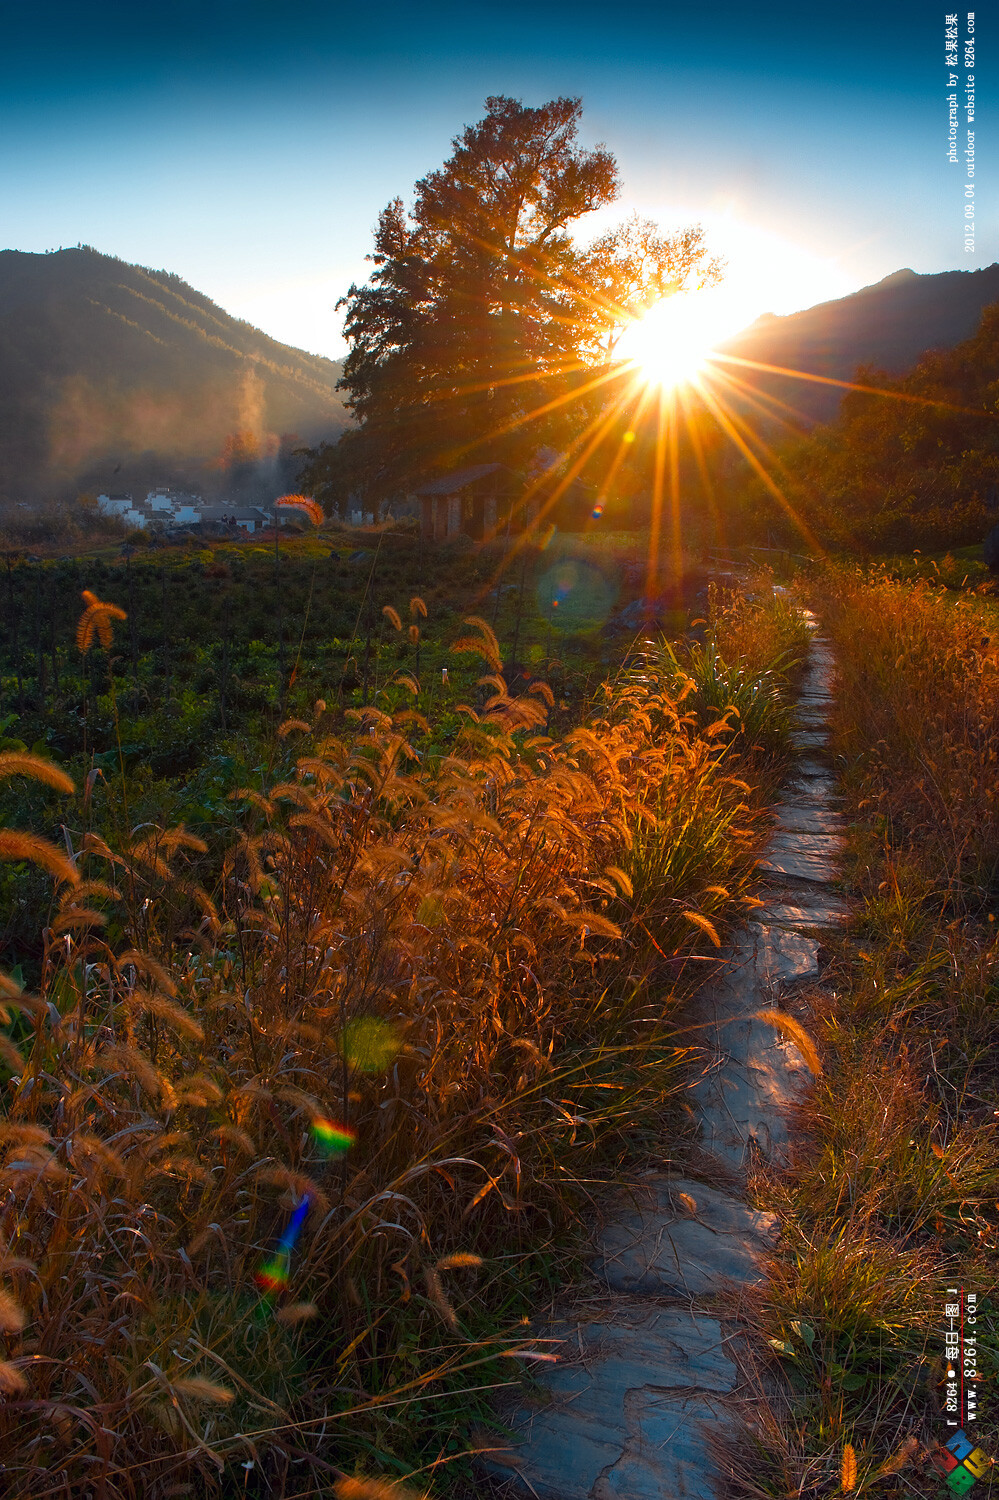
[254, 1255, 291, 1294]
[255, 1195, 311, 1296]
[311, 1118, 355, 1156]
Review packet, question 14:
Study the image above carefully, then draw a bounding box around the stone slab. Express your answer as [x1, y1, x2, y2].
[779, 780, 843, 808]
[774, 804, 842, 833]
[688, 1007, 811, 1171]
[756, 896, 850, 928]
[593, 1177, 778, 1297]
[748, 922, 820, 983]
[758, 847, 839, 884]
[793, 758, 834, 779]
[486, 1310, 738, 1500]
[595, 1390, 737, 1500]
[767, 832, 845, 857]
[791, 730, 830, 749]
[796, 706, 831, 727]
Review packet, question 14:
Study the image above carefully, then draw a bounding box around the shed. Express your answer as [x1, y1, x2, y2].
[415, 464, 521, 542]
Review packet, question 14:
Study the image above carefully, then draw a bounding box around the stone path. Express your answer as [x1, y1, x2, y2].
[486, 613, 847, 1499]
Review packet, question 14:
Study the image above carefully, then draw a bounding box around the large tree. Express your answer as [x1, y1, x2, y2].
[305, 96, 720, 508]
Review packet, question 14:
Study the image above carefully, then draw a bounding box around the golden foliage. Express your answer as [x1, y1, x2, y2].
[171, 1377, 235, 1404]
[0, 753, 75, 796]
[76, 589, 127, 652]
[0, 1362, 27, 1395]
[0, 1289, 25, 1334]
[754, 1009, 823, 1076]
[335, 1479, 424, 1500]
[840, 1442, 857, 1493]
[450, 615, 503, 673]
[0, 623, 767, 1495]
[0, 830, 78, 885]
[683, 910, 721, 947]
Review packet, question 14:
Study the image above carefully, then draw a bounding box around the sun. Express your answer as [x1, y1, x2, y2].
[609, 214, 855, 392]
[617, 293, 714, 388]
[617, 287, 749, 390]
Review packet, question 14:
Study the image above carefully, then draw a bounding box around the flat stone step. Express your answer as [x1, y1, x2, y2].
[748, 921, 821, 983]
[767, 831, 845, 856]
[756, 895, 851, 928]
[791, 729, 830, 749]
[593, 1176, 778, 1297]
[486, 1308, 741, 1500]
[758, 846, 840, 884]
[775, 805, 843, 833]
[779, 781, 843, 809]
[687, 984, 812, 1171]
[689, 1044, 803, 1171]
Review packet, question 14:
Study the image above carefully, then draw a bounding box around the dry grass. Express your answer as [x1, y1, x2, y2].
[733, 568, 999, 1497]
[816, 565, 999, 897]
[0, 607, 776, 1496]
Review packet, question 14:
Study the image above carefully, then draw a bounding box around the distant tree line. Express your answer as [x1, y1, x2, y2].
[728, 304, 999, 552]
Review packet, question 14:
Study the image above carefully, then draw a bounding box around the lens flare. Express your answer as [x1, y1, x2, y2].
[254, 1258, 291, 1294]
[311, 1118, 355, 1156]
[342, 1017, 399, 1074]
[537, 559, 614, 629]
[617, 285, 773, 391]
[255, 1195, 311, 1296]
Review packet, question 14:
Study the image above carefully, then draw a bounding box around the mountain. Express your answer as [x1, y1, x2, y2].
[715, 264, 999, 427]
[0, 247, 349, 502]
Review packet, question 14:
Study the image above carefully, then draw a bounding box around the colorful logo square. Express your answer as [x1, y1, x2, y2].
[936, 1432, 992, 1493]
[946, 1464, 977, 1494]
[965, 1449, 990, 1481]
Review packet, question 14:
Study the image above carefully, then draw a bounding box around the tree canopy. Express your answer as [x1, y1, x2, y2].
[304, 96, 721, 508]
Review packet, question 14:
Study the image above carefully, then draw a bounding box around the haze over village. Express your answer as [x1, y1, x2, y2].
[0, 4, 997, 1499]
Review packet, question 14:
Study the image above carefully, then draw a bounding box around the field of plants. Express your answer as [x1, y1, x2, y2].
[0, 529, 661, 962]
[0, 534, 809, 1497]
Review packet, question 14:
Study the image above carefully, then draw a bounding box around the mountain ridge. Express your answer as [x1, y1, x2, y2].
[717, 262, 999, 424]
[0, 247, 349, 502]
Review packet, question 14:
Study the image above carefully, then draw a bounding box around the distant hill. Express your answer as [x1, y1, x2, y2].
[715, 264, 999, 426]
[0, 247, 349, 502]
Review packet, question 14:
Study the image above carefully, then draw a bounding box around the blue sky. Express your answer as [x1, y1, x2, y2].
[1, 0, 990, 357]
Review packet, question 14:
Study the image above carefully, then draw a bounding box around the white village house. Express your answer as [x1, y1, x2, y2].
[97, 490, 268, 533]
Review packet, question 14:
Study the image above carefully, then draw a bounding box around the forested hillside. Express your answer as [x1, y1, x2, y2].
[729, 302, 999, 550]
[0, 247, 349, 502]
[719, 263, 999, 426]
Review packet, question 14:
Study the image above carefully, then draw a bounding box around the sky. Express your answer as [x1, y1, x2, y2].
[1, 0, 991, 359]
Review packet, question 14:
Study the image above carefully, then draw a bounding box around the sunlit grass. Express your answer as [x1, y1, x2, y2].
[734, 567, 999, 1497]
[0, 588, 797, 1495]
